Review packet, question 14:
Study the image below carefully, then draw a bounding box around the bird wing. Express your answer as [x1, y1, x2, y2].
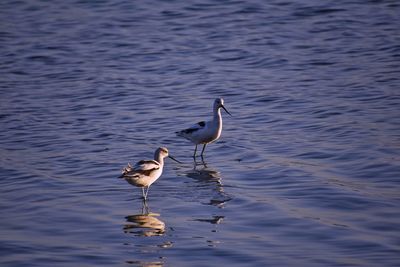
[179, 121, 206, 135]
[133, 160, 161, 171]
[120, 160, 160, 178]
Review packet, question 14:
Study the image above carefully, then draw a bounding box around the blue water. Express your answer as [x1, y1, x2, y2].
[1, 0, 400, 266]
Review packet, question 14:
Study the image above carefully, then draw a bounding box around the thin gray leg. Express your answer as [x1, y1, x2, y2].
[144, 186, 150, 199]
[201, 144, 207, 157]
[141, 187, 146, 199]
[193, 144, 198, 158]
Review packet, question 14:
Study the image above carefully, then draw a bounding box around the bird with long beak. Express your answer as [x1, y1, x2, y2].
[176, 98, 232, 158]
[119, 147, 180, 200]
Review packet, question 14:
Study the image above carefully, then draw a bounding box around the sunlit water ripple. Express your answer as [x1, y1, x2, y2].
[1, 0, 399, 266]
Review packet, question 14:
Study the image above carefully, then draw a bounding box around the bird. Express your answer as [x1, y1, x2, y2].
[176, 98, 231, 158]
[119, 147, 180, 200]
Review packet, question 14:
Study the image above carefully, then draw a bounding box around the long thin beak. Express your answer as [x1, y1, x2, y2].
[168, 155, 182, 164]
[222, 105, 232, 116]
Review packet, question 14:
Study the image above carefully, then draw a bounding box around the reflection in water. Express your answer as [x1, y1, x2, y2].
[123, 200, 171, 267]
[194, 215, 225, 224]
[123, 200, 166, 237]
[186, 159, 232, 207]
[187, 158, 222, 183]
[125, 260, 164, 267]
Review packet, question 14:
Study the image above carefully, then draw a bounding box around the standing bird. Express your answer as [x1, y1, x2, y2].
[119, 147, 180, 200]
[176, 98, 231, 158]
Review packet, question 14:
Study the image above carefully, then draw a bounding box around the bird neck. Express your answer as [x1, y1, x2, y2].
[154, 153, 165, 166]
[213, 107, 222, 124]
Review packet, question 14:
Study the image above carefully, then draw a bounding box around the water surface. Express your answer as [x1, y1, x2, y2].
[1, 0, 400, 266]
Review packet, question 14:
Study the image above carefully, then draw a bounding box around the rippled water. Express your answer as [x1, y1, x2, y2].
[1, 0, 400, 266]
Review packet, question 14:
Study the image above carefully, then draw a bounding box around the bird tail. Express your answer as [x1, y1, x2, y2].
[119, 163, 133, 178]
[175, 130, 183, 137]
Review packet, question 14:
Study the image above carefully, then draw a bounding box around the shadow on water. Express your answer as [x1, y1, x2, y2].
[123, 199, 166, 237]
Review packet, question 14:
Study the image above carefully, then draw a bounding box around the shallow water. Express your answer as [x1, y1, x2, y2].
[1, 0, 400, 266]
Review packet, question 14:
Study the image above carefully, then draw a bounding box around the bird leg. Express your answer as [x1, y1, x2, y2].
[193, 144, 198, 158]
[200, 143, 207, 157]
[141, 187, 146, 200]
[144, 186, 150, 200]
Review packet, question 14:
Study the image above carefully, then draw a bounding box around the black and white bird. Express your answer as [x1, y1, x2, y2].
[176, 98, 231, 158]
[119, 147, 180, 199]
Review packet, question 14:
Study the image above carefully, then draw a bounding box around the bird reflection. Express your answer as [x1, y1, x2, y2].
[194, 215, 225, 224]
[123, 200, 166, 237]
[126, 260, 163, 267]
[185, 158, 232, 208]
[187, 158, 221, 183]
